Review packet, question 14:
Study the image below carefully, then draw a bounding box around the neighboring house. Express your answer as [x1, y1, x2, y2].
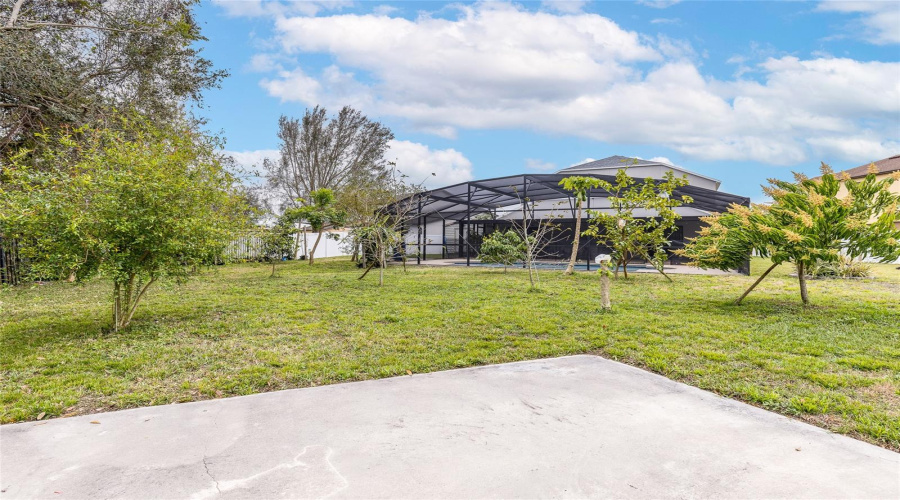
[836, 154, 900, 229]
[392, 155, 751, 272]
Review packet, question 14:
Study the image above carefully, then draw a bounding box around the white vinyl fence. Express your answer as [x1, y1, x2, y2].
[223, 230, 352, 262]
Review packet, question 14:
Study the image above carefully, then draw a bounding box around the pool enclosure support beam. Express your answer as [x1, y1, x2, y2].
[522, 178, 528, 269]
[586, 192, 591, 272]
[465, 183, 472, 266]
[441, 218, 446, 259]
[417, 197, 422, 265]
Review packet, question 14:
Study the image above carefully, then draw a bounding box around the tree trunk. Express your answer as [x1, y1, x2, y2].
[111, 276, 156, 331]
[735, 262, 778, 305]
[309, 230, 323, 265]
[600, 264, 611, 311]
[797, 262, 809, 305]
[564, 202, 583, 275]
[271, 259, 276, 277]
[379, 248, 385, 286]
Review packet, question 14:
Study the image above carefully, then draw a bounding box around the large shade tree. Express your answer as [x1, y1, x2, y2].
[264, 107, 394, 211]
[678, 165, 900, 305]
[1, 0, 226, 155]
[0, 116, 248, 330]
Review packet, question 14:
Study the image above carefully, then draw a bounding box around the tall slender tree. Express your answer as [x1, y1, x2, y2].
[559, 176, 602, 275]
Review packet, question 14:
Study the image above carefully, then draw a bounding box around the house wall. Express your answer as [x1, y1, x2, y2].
[296, 230, 352, 259]
[836, 173, 900, 229]
[404, 220, 445, 256]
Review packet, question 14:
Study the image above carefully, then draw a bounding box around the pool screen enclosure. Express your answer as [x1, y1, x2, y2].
[384, 170, 751, 274]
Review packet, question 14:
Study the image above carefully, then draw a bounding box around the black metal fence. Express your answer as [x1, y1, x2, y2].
[0, 236, 22, 285]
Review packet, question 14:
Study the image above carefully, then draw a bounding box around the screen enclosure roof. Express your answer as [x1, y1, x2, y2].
[386, 173, 750, 221]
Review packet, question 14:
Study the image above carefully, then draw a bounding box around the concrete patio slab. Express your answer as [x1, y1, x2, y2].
[1, 355, 897, 499]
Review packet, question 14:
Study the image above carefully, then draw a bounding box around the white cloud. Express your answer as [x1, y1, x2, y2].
[648, 156, 676, 166]
[372, 5, 399, 16]
[637, 0, 682, 8]
[650, 18, 680, 24]
[225, 149, 279, 170]
[386, 140, 473, 188]
[525, 159, 558, 171]
[541, 1, 589, 14]
[817, 1, 900, 45]
[213, 0, 352, 18]
[235, 1, 899, 166]
[571, 158, 596, 167]
[245, 53, 284, 73]
[806, 136, 900, 163]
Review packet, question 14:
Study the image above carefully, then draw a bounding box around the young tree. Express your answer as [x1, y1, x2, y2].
[479, 230, 524, 272]
[354, 214, 405, 286]
[678, 165, 900, 305]
[260, 220, 296, 278]
[0, 116, 248, 331]
[559, 176, 602, 275]
[506, 193, 566, 290]
[264, 107, 393, 210]
[582, 169, 692, 280]
[283, 189, 346, 265]
[353, 167, 427, 286]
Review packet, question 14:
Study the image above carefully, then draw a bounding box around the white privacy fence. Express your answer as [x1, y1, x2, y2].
[222, 230, 352, 262]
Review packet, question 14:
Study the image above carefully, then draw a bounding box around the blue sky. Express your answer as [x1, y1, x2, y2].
[196, 1, 899, 199]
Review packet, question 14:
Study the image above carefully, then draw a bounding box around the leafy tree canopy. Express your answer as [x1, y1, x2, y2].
[1, 0, 226, 155]
[678, 164, 900, 304]
[265, 107, 394, 211]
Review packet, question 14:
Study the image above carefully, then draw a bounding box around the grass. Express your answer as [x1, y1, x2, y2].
[2, 258, 899, 450]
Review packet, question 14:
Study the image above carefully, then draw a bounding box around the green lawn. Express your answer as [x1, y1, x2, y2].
[2, 258, 898, 450]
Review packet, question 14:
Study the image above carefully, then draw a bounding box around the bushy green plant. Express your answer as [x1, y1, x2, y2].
[808, 255, 872, 278]
[678, 164, 900, 304]
[479, 230, 525, 272]
[0, 116, 248, 330]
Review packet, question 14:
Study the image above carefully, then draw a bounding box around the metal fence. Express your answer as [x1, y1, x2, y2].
[0, 237, 22, 285]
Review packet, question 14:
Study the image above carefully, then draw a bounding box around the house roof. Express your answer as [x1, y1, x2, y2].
[840, 154, 900, 179]
[557, 156, 722, 190]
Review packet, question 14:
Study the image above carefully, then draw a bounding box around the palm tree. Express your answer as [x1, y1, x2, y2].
[559, 176, 602, 275]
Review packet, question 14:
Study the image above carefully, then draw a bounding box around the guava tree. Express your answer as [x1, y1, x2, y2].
[559, 176, 602, 275]
[0, 117, 248, 331]
[583, 169, 692, 280]
[283, 188, 346, 265]
[479, 230, 524, 272]
[678, 165, 900, 304]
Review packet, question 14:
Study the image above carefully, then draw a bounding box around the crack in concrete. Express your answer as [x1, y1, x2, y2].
[199, 404, 226, 496]
[201, 456, 221, 495]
